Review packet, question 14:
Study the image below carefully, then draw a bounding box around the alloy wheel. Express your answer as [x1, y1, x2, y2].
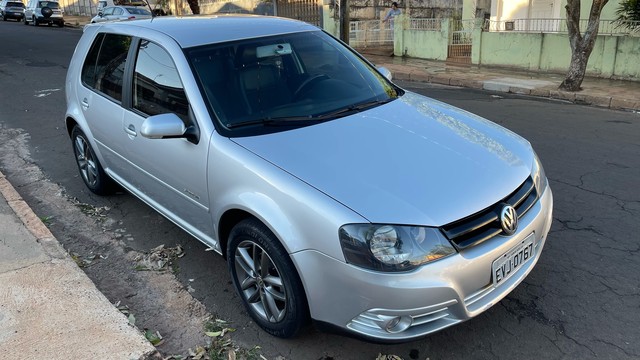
[74, 135, 98, 188]
[234, 240, 287, 323]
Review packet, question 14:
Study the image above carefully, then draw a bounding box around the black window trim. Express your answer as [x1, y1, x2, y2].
[81, 31, 200, 143]
[127, 36, 200, 143]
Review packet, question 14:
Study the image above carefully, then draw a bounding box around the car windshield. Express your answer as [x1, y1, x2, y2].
[125, 7, 150, 15]
[7, 2, 25, 7]
[186, 30, 401, 133]
[39, 1, 59, 8]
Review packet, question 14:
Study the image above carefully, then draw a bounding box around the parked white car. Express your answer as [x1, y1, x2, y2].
[24, 0, 63, 27]
[90, 5, 151, 23]
[65, 16, 553, 341]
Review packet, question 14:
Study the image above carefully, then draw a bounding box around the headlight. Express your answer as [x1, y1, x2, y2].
[532, 152, 548, 194]
[339, 224, 456, 272]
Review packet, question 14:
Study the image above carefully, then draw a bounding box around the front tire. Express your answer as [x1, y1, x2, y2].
[32, 16, 37, 26]
[71, 126, 114, 195]
[227, 219, 309, 338]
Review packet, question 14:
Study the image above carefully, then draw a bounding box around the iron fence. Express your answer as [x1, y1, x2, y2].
[409, 18, 441, 31]
[349, 20, 394, 47]
[486, 18, 640, 36]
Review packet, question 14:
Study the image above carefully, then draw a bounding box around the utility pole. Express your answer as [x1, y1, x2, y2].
[339, 0, 350, 44]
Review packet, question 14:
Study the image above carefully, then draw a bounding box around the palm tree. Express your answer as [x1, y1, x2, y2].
[615, 0, 640, 31]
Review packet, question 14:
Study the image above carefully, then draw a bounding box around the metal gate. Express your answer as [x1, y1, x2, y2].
[276, 0, 321, 26]
[349, 20, 394, 48]
[447, 19, 475, 63]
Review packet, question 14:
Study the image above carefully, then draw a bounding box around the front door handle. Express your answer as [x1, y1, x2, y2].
[81, 98, 89, 110]
[125, 124, 137, 137]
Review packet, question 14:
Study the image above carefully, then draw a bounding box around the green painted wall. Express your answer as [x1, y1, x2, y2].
[396, 17, 449, 59]
[479, 30, 639, 79]
[614, 37, 640, 78]
[479, 32, 544, 69]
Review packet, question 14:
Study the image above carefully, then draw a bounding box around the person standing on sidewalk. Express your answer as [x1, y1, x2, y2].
[382, 2, 401, 28]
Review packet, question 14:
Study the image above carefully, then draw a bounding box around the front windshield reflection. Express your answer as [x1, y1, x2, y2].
[187, 31, 399, 132]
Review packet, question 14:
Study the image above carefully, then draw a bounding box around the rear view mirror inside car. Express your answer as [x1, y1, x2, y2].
[257, 43, 292, 58]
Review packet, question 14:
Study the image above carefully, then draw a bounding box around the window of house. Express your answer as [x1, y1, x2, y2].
[132, 40, 189, 122]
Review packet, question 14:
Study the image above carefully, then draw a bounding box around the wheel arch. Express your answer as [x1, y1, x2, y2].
[65, 116, 78, 137]
[217, 208, 253, 259]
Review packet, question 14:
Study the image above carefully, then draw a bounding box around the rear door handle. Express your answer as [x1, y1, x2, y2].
[125, 124, 137, 137]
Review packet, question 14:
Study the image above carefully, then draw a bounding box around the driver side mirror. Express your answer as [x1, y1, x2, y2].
[140, 113, 199, 144]
[98, 11, 103, 16]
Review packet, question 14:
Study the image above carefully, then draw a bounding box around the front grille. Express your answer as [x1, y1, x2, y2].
[441, 177, 538, 249]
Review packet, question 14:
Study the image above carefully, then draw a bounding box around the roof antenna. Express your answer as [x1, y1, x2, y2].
[146, 0, 155, 19]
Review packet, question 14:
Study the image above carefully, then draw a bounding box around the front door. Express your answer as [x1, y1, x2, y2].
[120, 38, 214, 240]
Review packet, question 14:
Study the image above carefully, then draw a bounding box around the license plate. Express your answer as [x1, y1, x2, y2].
[492, 234, 535, 286]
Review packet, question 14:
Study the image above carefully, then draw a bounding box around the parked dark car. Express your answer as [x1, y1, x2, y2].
[2, 1, 25, 21]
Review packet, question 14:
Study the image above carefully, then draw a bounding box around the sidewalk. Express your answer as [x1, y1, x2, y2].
[0, 171, 157, 359]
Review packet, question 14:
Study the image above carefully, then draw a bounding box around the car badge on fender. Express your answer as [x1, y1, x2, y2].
[500, 205, 518, 235]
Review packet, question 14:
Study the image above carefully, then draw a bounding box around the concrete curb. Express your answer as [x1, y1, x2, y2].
[0, 170, 158, 360]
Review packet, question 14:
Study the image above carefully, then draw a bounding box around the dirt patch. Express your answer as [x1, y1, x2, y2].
[0, 125, 211, 356]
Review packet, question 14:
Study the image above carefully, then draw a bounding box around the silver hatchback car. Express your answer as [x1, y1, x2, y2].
[65, 16, 553, 341]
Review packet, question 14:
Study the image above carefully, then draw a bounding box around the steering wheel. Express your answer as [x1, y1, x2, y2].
[293, 74, 329, 100]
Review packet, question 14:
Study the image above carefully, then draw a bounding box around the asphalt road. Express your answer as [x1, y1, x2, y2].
[1, 20, 639, 359]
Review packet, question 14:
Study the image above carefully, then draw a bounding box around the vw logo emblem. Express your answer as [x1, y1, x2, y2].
[500, 205, 518, 235]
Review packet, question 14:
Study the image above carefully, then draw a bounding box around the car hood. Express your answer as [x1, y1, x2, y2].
[231, 92, 534, 225]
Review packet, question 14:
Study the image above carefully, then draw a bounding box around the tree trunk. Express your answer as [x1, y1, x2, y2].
[187, 0, 199, 14]
[339, 0, 350, 44]
[559, 0, 609, 91]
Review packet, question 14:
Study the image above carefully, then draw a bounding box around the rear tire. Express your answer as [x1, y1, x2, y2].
[23, 15, 28, 25]
[32, 16, 37, 26]
[227, 218, 309, 338]
[71, 126, 115, 195]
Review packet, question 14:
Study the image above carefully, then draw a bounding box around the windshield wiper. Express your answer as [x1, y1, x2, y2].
[226, 116, 319, 129]
[316, 98, 395, 119]
[226, 98, 395, 129]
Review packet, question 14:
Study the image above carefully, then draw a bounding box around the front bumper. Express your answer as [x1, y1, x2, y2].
[292, 186, 553, 341]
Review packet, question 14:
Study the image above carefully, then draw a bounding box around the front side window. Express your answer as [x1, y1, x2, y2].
[186, 30, 400, 136]
[133, 40, 189, 121]
[80, 33, 132, 102]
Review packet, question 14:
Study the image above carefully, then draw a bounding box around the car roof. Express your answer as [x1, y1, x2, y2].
[93, 15, 319, 49]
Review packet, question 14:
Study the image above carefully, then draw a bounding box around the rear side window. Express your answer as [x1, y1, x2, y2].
[132, 40, 189, 121]
[38, 1, 59, 8]
[80, 33, 132, 102]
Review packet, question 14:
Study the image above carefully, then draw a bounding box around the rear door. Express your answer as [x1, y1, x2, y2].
[77, 32, 133, 178]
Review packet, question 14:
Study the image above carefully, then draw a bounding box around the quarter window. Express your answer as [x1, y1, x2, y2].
[132, 40, 189, 121]
[80, 33, 132, 102]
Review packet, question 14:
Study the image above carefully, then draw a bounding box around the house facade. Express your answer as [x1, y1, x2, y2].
[486, 0, 622, 22]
